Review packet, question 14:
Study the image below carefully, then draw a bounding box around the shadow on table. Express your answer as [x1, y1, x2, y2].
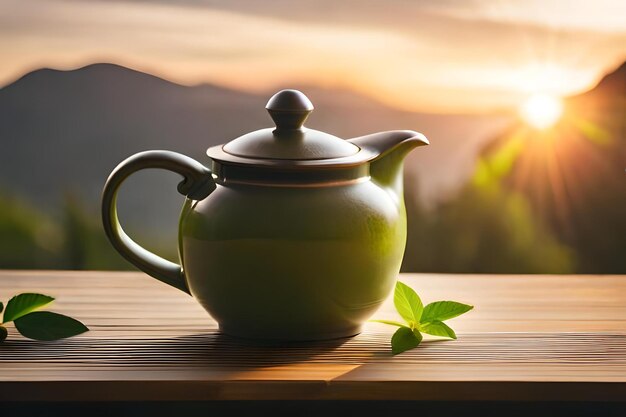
[0, 331, 375, 367]
[1, 327, 452, 369]
[154, 332, 359, 366]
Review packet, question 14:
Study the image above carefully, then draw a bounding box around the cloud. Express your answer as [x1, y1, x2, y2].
[65, 0, 626, 33]
[0, 0, 624, 112]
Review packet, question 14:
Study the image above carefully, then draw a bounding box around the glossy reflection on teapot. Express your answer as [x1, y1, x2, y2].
[102, 89, 428, 341]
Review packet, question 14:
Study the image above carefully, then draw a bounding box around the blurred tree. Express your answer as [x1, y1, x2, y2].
[0, 190, 180, 271]
[59, 194, 137, 270]
[0, 191, 61, 268]
[402, 178, 574, 274]
[0, 191, 143, 270]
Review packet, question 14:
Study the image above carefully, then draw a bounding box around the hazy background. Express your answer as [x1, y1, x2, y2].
[0, 0, 624, 273]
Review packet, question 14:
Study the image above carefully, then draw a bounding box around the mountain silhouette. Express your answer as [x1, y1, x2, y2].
[478, 60, 626, 273]
[0, 63, 508, 242]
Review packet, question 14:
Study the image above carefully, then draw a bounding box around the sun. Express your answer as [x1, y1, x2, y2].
[520, 93, 563, 129]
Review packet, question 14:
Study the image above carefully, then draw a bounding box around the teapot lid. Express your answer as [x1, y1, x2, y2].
[217, 90, 360, 161]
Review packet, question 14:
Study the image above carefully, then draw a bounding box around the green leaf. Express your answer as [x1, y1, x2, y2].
[3, 293, 54, 323]
[0, 325, 6, 342]
[0, 301, 3, 314]
[393, 281, 423, 324]
[420, 320, 457, 339]
[14, 311, 88, 341]
[421, 301, 473, 323]
[370, 319, 406, 327]
[391, 326, 423, 355]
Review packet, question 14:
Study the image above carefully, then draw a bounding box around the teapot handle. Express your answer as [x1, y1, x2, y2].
[101, 150, 215, 294]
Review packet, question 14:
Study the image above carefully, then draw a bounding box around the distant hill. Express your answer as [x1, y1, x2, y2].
[478, 60, 626, 273]
[0, 63, 509, 243]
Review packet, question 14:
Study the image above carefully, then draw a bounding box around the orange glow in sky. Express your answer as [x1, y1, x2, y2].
[0, 0, 624, 113]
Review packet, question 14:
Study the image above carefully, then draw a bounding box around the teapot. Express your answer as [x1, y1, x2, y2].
[102, 89, 428, 341]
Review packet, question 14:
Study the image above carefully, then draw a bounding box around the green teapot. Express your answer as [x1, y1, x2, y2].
[102, 90, 428, 341]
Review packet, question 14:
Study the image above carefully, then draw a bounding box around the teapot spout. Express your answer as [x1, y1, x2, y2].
[348, 130, 428, 202]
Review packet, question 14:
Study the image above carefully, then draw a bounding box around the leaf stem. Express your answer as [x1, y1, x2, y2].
[369, 319, 406, 327]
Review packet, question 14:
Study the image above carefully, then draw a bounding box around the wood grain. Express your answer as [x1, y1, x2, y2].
[0, 271, 624, 402]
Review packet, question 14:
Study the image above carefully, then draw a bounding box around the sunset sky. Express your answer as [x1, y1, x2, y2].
[1, 0, 625, 113]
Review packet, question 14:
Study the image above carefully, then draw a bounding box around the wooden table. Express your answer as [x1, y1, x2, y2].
[1, 271, 624, 416]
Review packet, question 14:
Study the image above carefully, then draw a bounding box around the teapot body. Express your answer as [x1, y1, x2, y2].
[101, 89, 428, 342]
[179, 178, 406, 340]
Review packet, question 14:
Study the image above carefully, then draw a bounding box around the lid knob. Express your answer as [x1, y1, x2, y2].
[266, 89, 313, 130]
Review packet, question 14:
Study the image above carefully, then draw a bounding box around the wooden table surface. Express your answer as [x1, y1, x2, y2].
[0, 270, 625, 403]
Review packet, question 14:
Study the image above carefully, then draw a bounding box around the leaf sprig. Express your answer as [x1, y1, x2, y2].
[0, 293, 88, 342]
[372, 281, 473, 354]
